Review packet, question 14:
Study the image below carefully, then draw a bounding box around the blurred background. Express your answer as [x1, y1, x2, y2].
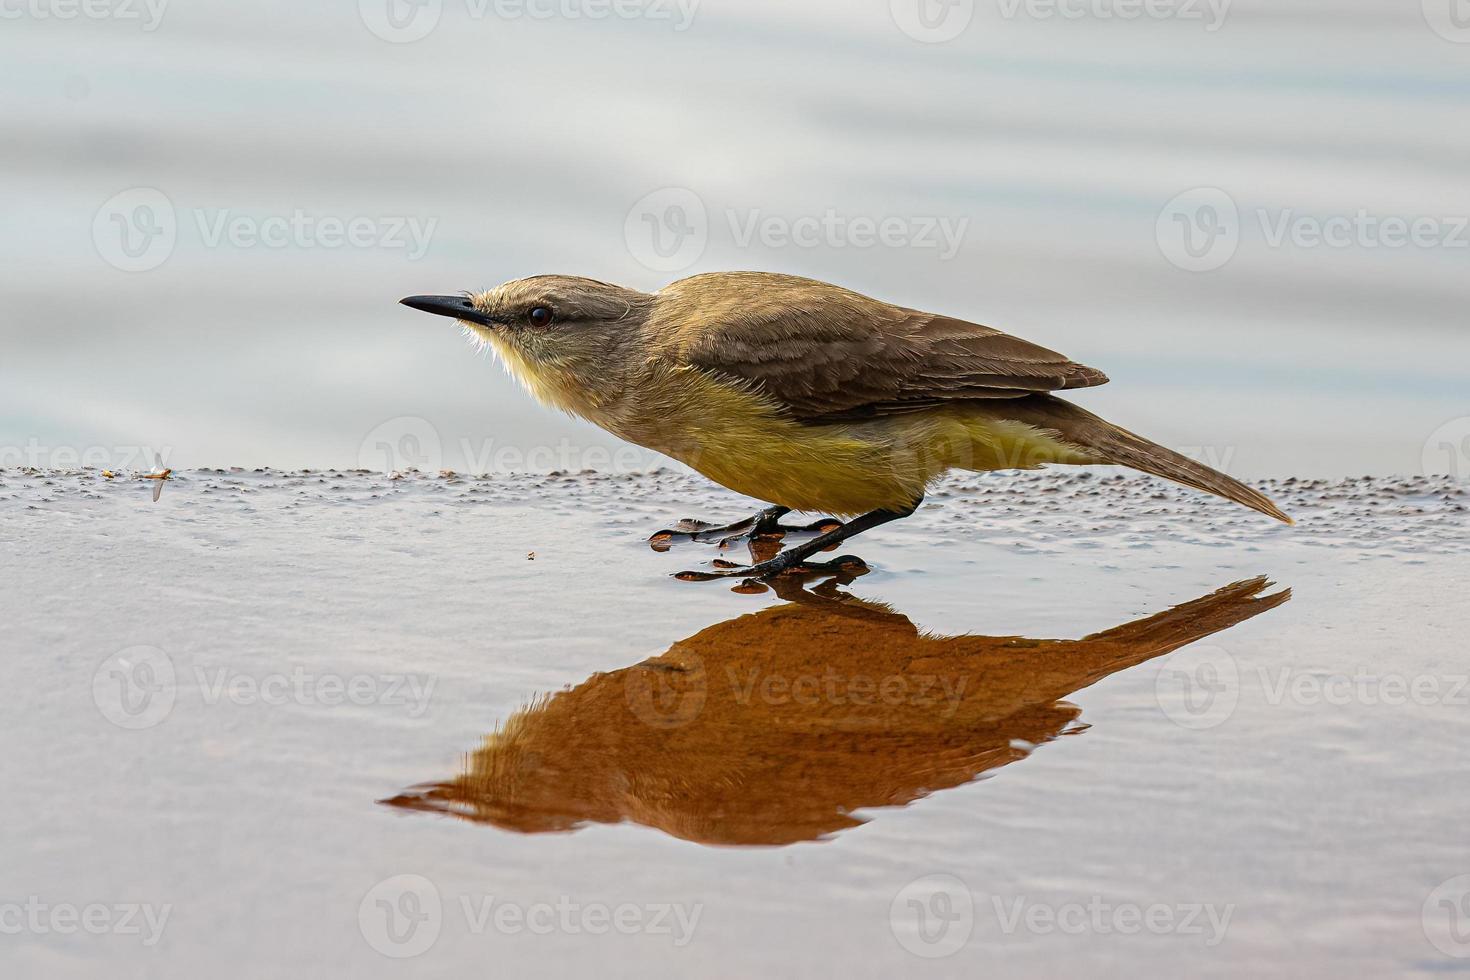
[3, 0, 1467, 478]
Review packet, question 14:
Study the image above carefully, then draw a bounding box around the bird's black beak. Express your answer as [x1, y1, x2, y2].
[399, 295, 499, 328]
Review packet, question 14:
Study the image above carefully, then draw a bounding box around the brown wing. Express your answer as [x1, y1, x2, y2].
[684, 304, 1108, 423]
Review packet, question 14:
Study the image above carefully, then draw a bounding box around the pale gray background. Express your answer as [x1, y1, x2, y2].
[2, 0, 1467, 477]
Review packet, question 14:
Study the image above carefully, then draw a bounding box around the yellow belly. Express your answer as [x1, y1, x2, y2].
[647, 383, 1095, 517]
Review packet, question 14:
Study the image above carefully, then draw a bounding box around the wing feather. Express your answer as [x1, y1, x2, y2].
[679, 288, 1108, 423]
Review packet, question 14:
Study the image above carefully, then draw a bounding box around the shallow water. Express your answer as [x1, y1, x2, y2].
[4, 469, 1468, 976]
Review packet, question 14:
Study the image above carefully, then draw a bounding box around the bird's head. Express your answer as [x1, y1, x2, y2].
[402, 275, 652, 365]
[401, 275, 655, 410]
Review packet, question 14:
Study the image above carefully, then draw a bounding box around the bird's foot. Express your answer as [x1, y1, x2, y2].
[648, 507, 842, 552]
[674, 553, 869, 584]
[671, 498, 920, 588]
[648, 515, 758, 549]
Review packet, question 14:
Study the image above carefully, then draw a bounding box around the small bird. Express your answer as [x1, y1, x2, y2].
[402, 273, 1290, 579]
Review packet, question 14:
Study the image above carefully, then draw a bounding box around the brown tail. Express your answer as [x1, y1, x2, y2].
[1009, 395, 1293, 524]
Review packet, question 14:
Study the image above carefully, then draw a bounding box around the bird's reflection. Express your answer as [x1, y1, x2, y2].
[382, 574, 1288, 846]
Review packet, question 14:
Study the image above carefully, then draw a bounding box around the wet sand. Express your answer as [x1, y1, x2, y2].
[3, 468, 1468, 976]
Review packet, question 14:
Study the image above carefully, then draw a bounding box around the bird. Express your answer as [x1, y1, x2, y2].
[379, 573, 1289, 846]
[401, 272, 1291, 580]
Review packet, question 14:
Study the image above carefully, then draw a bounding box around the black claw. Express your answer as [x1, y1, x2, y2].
[650, 506, 808, 550]
[648, 515, 760, 549]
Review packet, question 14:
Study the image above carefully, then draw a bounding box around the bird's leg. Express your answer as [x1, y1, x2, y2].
[649, 506, 844, 551]
[675, 497, 923, 582]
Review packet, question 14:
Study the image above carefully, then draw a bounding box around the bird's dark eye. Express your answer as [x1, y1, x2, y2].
[528, 306, 554, 327]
